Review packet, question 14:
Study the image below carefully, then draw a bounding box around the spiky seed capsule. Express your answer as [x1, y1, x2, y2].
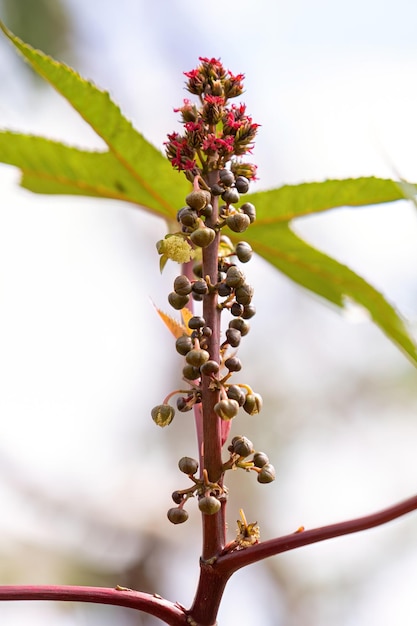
[211, 183, 224, 196]
[225, 328, 241, 348]
[188, 316, 206, 330]
[175, 335, 193, 356]
[198, 496, 221, 515]
[235, 283, 254, 306]
[151, 404, 175, 427]
[178, 456, 199, 475]
[218, 283, 233, 297]
[182, 364, 201, 380]
[242, 304, 256, 319]
[193, 262, 203, 278]
[225, 266, 245, 288]
[226, 385, 246, 406]
[253, 452, 270, 468]
[172, 491, 184, 504]
[167, 507, 189, 524]
[235, 176, 250, 194]
[231, 302, 244, 317]
[257, 463, 276, 484]
[226, 212, 251, 233]
[229, 318, 250, 336]
[224, 357, 242, 372]
[235, 241, 253, 263]
[200, 360, 220, 376]
[192, 279, 208, 295]
[174, 275, 192, 296]
[178, 207, 199, 228]
[186, 348, 210, 367]
[219, 169, 235, 187]
[214, 399, 240, 420]
[240, 202, 256, 223]
[201, 203, 213, 219]
[177, 396, 192, 412]
[185, 190, 210, 211]
[190, 227, 216, 248]
[221, 188, 240, 205]
[243, 393, 263, 415]
[233, 436, 254, 457]
[168, 292, 190, 310]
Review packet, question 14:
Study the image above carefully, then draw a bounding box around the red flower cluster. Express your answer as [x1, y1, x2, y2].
[165, 58, 258, 179]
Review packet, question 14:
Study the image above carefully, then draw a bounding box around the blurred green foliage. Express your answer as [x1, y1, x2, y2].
[0, 0, 73, 65]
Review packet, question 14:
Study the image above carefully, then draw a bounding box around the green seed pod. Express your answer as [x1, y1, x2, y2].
[243, 393, 263, 415]
[198, 495, 221, 515]
[214, 398, 239, 420]
[229, 318, 250, 336]
[219, 169, 235, 187]
[242, 304, 256, 319]
[177, 396, 192, 412]
[231, 302, 244, 317]
[151, 404, 175, 427]
[201, 203, 213, 219]
[211, 183, 224, 196]
[175, 335, 193, 356]
[174, 275, 192, 296]
[225, 327, 241, 348]
[221, 187, 240, 205]
[171, 491, 184, 504]
[240, 202, 256, 223]
[167, 507, 189, 524]
[235, 283, 254, 306]
[193, 262, 203, 278]
[186, 348, 210, 367]
[226, 384, 246, 406]
[178, 456, 199, 475]
[168, 291, 190, 310]
[200, 360, 220, 376]
[186, 190, 211, 211]
[191, 279, 208, 296]
[235, 176, 250, 194]
[190, 227, 216, 248]
[257, 463, 276, 484]
[253, 452, 270, 468]
[218, 282, 233, 297]
[235, 241, 253, 263]
[225, 265, 245, 288]
[224, 357, 242, 372]
[233, 436, 254, 457]
[188, 316, 206, 330]
[178, 207, 199, 228]
[182, 364, 201, 380]
[226, 212, 251, 233]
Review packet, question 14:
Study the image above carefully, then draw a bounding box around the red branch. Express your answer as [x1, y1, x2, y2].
[215, 493, 417, 575]
[0, 585, 187, 625]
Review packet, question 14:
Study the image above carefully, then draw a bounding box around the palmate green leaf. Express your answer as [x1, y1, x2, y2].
[0, 23, 416, 365]
[237, 223, 417, 364]
[244, 177, 410, 223]
[236, 178, 417, 365]
[0, 131, 182, 215]
[0, 21, 188, 219]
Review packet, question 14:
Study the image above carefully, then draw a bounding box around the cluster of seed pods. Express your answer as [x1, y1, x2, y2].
[151, 168, 276, 524]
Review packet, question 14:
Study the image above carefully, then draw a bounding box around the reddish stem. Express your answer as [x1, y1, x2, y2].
[215, 492, 417, 575]
[199, 171, 226, 561]
[0, 586, 187, 625]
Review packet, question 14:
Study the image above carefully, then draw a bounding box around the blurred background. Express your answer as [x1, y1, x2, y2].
[0, 0, 417, 624]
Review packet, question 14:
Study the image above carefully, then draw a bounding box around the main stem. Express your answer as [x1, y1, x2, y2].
[200, 171, 225, 560]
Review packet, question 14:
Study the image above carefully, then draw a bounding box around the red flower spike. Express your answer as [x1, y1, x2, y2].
[167, 58, 259, 176]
